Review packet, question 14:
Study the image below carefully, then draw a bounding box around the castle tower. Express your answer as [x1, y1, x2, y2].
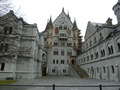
[43, 8, 82, 76]
[113, 0, 120, 23]
[44, 17, 53, 49]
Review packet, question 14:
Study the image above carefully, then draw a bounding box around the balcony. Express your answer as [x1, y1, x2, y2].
[58, 36, 68, 40]
[58, 33, 68, 40]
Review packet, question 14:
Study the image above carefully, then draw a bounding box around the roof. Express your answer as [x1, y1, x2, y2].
[90, 22, 104, 27]
[53, 8, 73, 25]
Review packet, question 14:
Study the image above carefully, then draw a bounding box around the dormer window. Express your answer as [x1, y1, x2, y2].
[3, 26, 12, 34]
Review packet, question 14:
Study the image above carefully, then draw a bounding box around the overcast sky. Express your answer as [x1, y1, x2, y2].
[11, 0, 118, 36]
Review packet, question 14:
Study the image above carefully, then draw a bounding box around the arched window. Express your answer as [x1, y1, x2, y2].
[61, 50, 64, 55]
[91, 54, 93, 60]
[103, 67, 106, 73]
[67, 41, 72, 47]
[1, 63, 4, 70]
[108, 46, 114, 55]
[117, 43, 120, 51]
[103, 49, 105, 56]
[3, 26, 12, 34]
[87, 56, 89, 61]
[111, 46, 114, 54]
[97, 67, 99, 73]
[108, 47, 111, 55]
[95, 52, 99, 59]
[53, 49, 58, 55]
[111, 66, 114, 74]
[67, 49, 72, 56]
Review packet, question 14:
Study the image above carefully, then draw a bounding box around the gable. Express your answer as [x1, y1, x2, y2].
[53, 11, 73, 30]
[84, 22, 102, 40]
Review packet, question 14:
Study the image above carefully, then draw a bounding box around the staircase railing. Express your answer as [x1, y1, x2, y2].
[70, 63, 89, 78]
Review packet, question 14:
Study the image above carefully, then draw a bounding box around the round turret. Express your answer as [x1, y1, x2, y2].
[113, 0, 120, 23]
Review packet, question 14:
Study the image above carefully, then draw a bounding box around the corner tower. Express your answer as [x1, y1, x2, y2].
[113, 0, 120, 23]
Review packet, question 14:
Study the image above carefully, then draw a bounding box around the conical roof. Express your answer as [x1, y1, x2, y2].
[72, 19, 78, 30]
[45, 17, 53, 29]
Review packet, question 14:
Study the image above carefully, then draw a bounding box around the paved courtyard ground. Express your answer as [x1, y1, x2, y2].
[1, 76, 120, 90]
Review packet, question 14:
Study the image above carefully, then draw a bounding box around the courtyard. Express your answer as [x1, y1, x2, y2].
[0, 76, 120, 90]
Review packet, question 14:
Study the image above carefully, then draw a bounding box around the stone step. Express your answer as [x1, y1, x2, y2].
[70, 64, 89, 78]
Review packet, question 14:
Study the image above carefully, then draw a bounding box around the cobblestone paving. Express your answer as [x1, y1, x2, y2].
[1, 76, 120, 90]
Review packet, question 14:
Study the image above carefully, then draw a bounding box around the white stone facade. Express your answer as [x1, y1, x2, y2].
[77, 0, 120, 82]
[0, 11, 42, 80]
[43, 9, 79, 76]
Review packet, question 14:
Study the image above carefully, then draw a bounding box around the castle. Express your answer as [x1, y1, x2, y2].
[0, 0, 120, 82]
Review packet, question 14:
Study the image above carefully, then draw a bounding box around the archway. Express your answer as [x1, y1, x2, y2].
[71, 59, 75, 65]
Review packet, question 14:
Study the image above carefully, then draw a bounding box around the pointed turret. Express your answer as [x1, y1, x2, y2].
[45, 17, 53, 30]
[67, 11, 71, 20]
[49, 17, 53, 27]
[72, 19, 78, 30]
[45, 21, 49, 29]
[62, 7, 64, 12]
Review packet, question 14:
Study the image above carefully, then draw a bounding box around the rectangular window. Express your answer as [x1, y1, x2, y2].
[54, 42, 59, 46]
[52, 69, 55, 73]
[67, 60, 69, 64]
[63, 69, 66, 73]
[61, 60, 65, 64]
[53, 51, 58, 55]
[53, 60, 55, 64]
[67, 43, 72, 47]
[61, 43, 65, 46]
[0, 63, 5, 71]
[56, 60, 58, 64]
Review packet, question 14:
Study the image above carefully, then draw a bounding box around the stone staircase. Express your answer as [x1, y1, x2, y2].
[70, 63, 89, 78]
